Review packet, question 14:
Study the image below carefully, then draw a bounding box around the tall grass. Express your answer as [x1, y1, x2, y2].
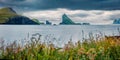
[0, 33, 120, 60]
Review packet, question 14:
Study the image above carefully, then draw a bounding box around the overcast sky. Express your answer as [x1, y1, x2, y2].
[0, 0, 120, 24]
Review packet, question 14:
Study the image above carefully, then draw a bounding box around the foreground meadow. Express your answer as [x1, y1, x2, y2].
[0, 34, 120, 60]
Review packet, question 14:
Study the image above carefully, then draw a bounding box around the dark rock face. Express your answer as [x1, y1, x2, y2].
[113, 19, 120, 24]
[46, 20, 52, 25]
[4, 16, 39, 25]
[60, 14, 75, 25]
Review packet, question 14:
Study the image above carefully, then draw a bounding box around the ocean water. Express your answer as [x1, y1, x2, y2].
[0, 25, 120, 47]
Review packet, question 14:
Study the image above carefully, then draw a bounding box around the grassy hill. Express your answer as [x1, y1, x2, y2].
[0, 7, 18, 23]
[0, 7, 39, 24]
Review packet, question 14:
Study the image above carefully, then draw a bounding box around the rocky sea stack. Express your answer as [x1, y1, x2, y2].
[60, 14, 75, 25]
[113, 18, 120, 24]
[60, 14, 90, 25]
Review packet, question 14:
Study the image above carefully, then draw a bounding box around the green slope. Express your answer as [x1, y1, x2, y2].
[0, 7, 40, 24]
[32, 19, 44, 24]
[0, 7, 18, 23]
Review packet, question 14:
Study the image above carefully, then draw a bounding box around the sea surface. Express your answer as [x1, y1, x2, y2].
[0, 25, 120, 47]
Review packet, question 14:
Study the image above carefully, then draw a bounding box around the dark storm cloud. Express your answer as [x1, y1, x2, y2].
[0, 0, 25, 2]
[0, 0, 26, 7]
[0, 0, 120, 10]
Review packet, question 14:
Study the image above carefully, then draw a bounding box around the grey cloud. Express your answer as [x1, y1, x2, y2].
[70, 13, 89, 18]
[109, 14, 120, 20]
[93, 11, 104, 15]
[23, 9, 120, 24]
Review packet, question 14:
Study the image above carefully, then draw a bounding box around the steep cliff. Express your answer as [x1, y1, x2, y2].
[60, 14, 75, 24]
[113, 19, 120, 24]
